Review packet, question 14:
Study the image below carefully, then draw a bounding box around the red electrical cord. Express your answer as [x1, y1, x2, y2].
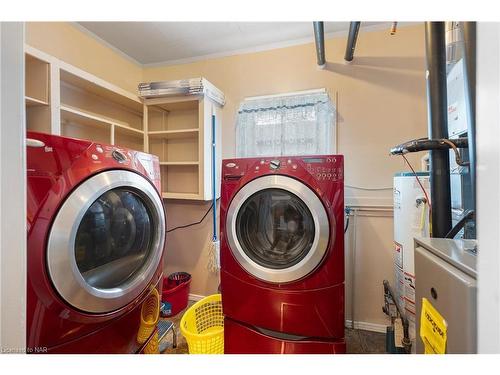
[402, 154, 432, 213]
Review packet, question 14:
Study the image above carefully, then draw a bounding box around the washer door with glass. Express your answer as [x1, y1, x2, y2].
[47, 170, 165, 314]
[226, 175, 330, 283]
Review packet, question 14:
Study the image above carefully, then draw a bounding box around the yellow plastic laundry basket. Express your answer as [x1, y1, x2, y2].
[180, 294, 224, 354]
[137, 288, 160, 345]
[143, 330, 160, 354]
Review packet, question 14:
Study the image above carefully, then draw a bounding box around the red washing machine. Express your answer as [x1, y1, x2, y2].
[220, 156, 345, 354]
[26, 132, 166, 353]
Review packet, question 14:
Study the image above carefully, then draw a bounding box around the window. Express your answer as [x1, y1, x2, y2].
[235, 90, 335, 157]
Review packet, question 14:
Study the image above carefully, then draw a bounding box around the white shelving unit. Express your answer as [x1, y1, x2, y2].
[24, 46, 224, 201]
[143, 89, 223, 201]
[25, 46, 145, 151]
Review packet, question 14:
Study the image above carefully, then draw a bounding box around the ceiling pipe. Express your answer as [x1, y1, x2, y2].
[313, 21, 326, 69]
[344, 22, 361, 62]
[425, 21, 453, 238]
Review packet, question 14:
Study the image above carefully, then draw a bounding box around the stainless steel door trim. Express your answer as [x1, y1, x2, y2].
[226, 175, 330, 283]
[47, 170, 165, 313]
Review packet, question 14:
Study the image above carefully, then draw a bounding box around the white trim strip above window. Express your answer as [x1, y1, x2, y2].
[244, 88, 327, 101]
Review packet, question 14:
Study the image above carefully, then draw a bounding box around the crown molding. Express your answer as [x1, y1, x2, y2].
[70, 22, 143, 67]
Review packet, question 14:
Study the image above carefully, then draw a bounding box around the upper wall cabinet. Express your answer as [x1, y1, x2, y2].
[143, 93, 223, 201]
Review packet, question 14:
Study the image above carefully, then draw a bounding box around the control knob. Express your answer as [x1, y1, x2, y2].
[112, 150, 128, 163]
[270, 160, 281, 170]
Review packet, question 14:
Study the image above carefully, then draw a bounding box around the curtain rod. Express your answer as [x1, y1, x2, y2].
[244, 88, 327, 101]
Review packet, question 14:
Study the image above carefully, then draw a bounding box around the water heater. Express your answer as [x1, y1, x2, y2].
[393, 172, 431, 346]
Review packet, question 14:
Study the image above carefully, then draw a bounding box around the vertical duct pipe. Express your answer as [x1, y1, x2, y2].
[313, 21, 326, 68]
[425, 22, 452, 237]
[344, 22, 361, 62]
[462, 22, 476, 237]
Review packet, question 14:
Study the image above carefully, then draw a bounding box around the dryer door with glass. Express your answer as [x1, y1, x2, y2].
[47, 170, 165, 313]
[226, 175, 330, 283]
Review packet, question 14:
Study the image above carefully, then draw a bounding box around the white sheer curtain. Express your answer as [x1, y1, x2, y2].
[236, 91, 335, 157]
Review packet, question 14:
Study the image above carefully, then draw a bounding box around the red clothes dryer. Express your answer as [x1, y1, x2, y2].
[220, 156, 345, 354]
[27, 132, 166, 353]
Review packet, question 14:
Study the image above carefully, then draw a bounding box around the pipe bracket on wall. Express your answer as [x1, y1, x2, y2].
[313, 21, 326, 69]
[344, 22, 361, 62]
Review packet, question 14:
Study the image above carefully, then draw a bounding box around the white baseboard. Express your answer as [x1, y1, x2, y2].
[345, 320, 387, 333]
[188, 293, 206, 301]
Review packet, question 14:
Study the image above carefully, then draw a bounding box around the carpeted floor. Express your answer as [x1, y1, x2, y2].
[159, 301, 386, 354]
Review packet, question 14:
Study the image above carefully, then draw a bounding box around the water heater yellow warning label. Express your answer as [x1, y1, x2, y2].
[420, 298, 447, 354]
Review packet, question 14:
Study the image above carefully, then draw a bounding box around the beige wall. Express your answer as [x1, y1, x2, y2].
[26, 22, 142, 93]
[144, 24, 428, 327]
[26, 22, 428, 328]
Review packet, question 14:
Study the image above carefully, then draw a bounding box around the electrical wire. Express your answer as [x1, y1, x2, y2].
[344, 207, 352, 234]
[166, 202, 214, 233]
[401, 154, 432, 213]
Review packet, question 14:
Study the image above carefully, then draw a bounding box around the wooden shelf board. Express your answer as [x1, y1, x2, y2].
[145, 96, 201, 111]
[148, 128, 199, 139]
[60, 104, 143, 134]
[114, 122, 144, 135]
[159, 161, 199, 166]
[61, 107, 111, 131]
[25, 46, 54, 65]
[161, 192, 201, 200]
[60, 68, 143, 113]
[25, 96, 49, 107]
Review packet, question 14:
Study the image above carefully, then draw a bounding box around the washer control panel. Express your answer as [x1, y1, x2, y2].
[303, 156, 343, 182]
[261, 156, 343, 181]
[90, 144, 131, 165]
[222, 156, 343, 183]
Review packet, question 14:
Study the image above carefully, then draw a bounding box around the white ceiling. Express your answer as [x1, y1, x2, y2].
[77, 22, 384, 66]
